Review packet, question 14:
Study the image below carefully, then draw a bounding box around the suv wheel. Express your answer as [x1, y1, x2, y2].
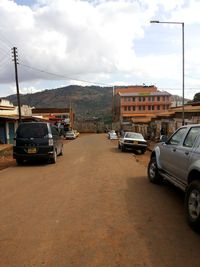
[148, 157, 163, 184]
[16, 159, 24, 165]
[185, 180, 200, 232]
[50, 149, 57, 164]
[121, 145, 126, 152]
[140, 149, 146, 154]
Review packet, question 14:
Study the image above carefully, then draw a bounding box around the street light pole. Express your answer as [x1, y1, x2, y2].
[150, 20, 185, 125]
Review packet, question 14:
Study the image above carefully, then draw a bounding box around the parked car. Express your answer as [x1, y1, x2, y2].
[73, 130, 80, 137]
[109, 132, 118, 140]
[118, 132, 147, 153]
[148, 124, 200, 232]
[13, 122, 63, 165]
[65, 131, 76, 140]
[108, 130, 118, 140]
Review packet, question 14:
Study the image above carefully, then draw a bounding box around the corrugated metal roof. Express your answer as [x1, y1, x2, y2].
[32, 108, 70, 113]
[122, 113, 157, 117]
[171, 105, 200, 112]
[119, 91, 171, 97]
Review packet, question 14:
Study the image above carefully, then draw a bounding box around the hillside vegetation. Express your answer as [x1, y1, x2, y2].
[7, 85, 113, 120]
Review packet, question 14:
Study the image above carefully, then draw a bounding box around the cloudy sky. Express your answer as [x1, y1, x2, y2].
[0, 0, 200, 99]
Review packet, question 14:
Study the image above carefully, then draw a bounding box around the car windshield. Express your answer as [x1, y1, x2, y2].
[17, 123, 48, 138]
[125, 132, 144, 139]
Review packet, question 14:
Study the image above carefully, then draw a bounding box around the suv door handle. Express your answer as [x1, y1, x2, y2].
[185, 151, 189, 155]
[173, 148, 176, 152]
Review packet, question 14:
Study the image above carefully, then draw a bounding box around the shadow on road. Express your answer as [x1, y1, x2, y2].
[125, 175, 200, 266]
[15, 159, 51, 168]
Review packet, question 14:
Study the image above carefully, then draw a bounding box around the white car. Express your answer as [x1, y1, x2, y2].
[108, 130, 116, 139]
[108, 132, 118, 140]
[73, 130, 80, 137]
[65, 131, 76, 140]
[118, 132, 147, 154]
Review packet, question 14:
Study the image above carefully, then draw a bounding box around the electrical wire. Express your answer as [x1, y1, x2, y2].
[19, 63, 112, 87]
[0, 51, 10, 62]
[0, 32, 14, 48]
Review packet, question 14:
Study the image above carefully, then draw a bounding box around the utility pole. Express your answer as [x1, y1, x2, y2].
[12, 47, 22, 122]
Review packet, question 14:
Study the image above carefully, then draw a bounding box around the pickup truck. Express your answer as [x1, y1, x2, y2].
[148, 124, 200, 232]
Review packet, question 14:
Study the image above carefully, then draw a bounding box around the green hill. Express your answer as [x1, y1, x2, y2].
[6, 85, 113, 121]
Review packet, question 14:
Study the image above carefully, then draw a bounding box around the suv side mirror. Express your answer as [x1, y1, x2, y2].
[160, 135, 168, 142]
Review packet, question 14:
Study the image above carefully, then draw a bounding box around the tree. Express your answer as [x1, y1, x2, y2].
[193, 92, 200, 102]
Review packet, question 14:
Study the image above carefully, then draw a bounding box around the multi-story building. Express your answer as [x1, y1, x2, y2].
[114, 85, 172, 125]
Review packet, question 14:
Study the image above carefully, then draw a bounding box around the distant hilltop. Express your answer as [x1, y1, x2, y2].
[5, 85, 190, 121]
[6, 85, 113, 120]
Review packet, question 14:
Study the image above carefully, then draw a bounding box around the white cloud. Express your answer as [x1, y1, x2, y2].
[0, 0, 199, 99]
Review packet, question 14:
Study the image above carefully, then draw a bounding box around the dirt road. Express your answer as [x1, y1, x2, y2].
[0, 134, 199, 267]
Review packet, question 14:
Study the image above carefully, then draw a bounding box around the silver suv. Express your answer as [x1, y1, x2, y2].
[148, 124, 200, 232]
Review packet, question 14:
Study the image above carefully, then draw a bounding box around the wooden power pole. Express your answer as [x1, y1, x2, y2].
[12, 47, 22, 122]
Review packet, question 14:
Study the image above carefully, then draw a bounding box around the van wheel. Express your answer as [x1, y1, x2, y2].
[50, 149, 57, 164]
[185, 180, 200, 233]
[58, 145, 63, 156]
[16, 159, 24, 165]
[148, 157, 162, 184]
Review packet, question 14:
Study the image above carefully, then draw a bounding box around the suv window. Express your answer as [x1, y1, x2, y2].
[17, 123, 48, 138]
[183, 127, 200, 148]
[167, 127, 187, 145]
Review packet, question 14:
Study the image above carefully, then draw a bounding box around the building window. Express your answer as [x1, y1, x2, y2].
[148, 96, 151, 101]
[139, 97, 142, 102]
[157, 105, 160, 110]
[128, 106, 131, 111]
[132, 97, 135, 101]
[152, 96, 154, 101]
[148, 106, 151, 110]
[142, 106, 145, 110]
[163, 105, 165, 110]
[128, 97, 131, 102]
[139, 106, 142, 110]
[143, 97, 145, 102]
[132, 106, 135, 111]
[152, 106, 154, 110]
[157, 96, 160, 101]
[162, 96, 165, 101]
[124, 106, 127, 111]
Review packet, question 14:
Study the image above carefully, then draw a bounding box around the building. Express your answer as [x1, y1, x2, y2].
[0, 99, 32, 144]
[171, 103, 200, 127]
[113, 85, 172, 134]
[32, 108, 74, 130]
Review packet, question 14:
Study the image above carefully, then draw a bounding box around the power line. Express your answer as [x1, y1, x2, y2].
[0, 55, 10, 66]
[0, 46, 11, 57]
[160, 87, 200, 90]
[185, 74, 200, 80]
[0, 32, 14, 48]
[19, 63, 112, 87]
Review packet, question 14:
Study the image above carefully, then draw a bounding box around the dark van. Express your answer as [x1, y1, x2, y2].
[13, 122, 63, 165]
